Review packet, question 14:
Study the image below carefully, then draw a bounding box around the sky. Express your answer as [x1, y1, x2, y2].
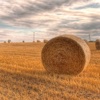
[0, 0, 100, 42]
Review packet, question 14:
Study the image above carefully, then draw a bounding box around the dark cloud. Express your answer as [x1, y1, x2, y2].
[63, 21, 100, 31]
[0, 0, 90, 20]
[74, 3, 100, 10]
[0, 33, 8, 36]
[52, 19, 100, 30]
[0, 0, 92, 29]
[0, 0, 100, 41]
[48, 19, 100, 39]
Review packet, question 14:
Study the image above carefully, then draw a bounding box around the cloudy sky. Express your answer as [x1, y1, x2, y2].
[0, 0, 100, 42]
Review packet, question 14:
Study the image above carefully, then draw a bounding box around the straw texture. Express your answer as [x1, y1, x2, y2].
[41, 35, 91, 75]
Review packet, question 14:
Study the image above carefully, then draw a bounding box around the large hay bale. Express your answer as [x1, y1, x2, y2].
[95, 39, 100, 50]
[41, 35, 91, 75]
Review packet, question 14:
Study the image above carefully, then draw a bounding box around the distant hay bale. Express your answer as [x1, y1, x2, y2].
[41, 35, 91, 75]
[37, 40, 41, 43]
[8, 40, 11, 43]
[33, 41, 35, 43]
[22, 40, 25, 43]
[95, 39, 100, 50]
[44, 39, 48, 43]
[4, 41, 6, 43]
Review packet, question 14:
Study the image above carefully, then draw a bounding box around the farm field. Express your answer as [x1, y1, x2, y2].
[0, 42, 100, 100]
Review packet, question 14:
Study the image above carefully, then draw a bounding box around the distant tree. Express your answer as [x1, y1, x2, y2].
[8, 40, 11, 43]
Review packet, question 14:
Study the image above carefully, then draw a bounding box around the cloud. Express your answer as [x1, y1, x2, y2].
[0, 0, 91, 21]
[0, 0, 100, 41]
[0, 28, 34, 42]
[63, 21, 100, 31]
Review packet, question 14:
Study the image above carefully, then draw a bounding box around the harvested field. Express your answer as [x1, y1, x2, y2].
[0, 42, 100, 100]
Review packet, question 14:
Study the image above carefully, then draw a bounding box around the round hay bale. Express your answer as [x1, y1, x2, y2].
[37, 40, 41, 43]
[22, 40, 25, 43]
[8, 40, 11, 43]
[44, 39, 48, 43]
[95, 39, 100, 50]
[33, 41, 35, 43]
[4, 41, 6, 43]
[41, 35, 91, 75]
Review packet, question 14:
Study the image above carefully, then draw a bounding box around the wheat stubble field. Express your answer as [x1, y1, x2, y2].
[0, 42, 100, 100]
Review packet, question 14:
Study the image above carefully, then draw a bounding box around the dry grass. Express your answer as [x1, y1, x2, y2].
[0, 42, 100, 100]
[42, 35, 91, 75]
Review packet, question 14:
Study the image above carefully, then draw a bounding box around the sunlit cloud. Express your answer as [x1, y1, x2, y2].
[0, 0, 100, 42]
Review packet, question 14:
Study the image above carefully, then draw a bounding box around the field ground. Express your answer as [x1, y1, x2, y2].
[0, 42, 100, 100]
